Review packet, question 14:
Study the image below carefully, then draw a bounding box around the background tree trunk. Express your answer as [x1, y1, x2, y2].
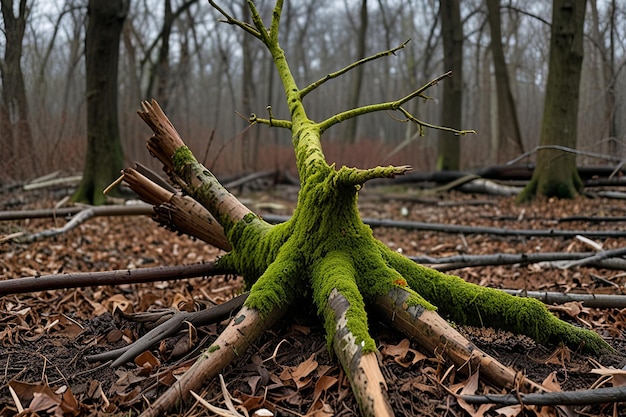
[485, 0, 524, 163]
[342, 0, 368, 145]
[518, 0, 586, 202]
[0, 0, 33, 180]
[437, 0, 462, 171]
[72, 0, 128, 205]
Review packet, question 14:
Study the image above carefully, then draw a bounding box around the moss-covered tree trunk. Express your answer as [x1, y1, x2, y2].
[72, 0, 127, 205]
[126, 2, 611, 416]
[517, 0, 586, 202]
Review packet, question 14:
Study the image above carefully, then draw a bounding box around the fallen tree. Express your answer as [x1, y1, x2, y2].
[100, 2, 614, 416]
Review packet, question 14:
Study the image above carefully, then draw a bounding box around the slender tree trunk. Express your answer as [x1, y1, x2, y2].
[518, 0, 586, 201]
[240, 1, 259, 172]
[343, 0, 368, 145]
[72, 0, 128, 205]
[485, 0, 524, 163]
[0, 0, 33, 180]
[437, 0, 463, 171]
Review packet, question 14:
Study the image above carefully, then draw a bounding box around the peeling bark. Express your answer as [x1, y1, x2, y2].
[328, 289, 393, 417]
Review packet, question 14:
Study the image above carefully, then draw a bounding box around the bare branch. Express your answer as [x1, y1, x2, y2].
[208, 0, 262, 39]
[0, 262, 228, 296]
[300, 39, 411, 98]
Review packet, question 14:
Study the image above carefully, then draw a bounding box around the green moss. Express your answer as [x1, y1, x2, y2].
[172, 145, 195, 170]
[244, 248, 304, 317]
[207, 345, 220, 353]
[312, 251, 376, 353]
[382, 248, 612, 354]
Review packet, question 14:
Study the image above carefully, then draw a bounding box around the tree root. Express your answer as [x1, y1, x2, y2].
[372, 287, 544, 392]
[327, 288, 393, 417]
[139, 305, 287, 417]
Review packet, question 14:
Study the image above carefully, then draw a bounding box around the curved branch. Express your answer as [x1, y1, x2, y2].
[310, 251, 392, 416]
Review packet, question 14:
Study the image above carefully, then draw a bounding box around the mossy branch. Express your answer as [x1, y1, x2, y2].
[317, 71, 476, 136]
[299, 39, 411, 99]
[336, 165, 412, 187]
[250, 112, 292, 129]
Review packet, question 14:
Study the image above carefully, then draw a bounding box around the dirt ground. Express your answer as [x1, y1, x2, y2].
[1, 185, 626, 416]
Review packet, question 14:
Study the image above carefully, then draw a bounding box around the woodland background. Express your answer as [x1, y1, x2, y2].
[1, 0, 625, 183]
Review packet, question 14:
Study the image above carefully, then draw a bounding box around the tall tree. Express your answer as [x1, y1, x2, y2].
[240, 1, 258, 171]
[437, 0, 462, 171]
[589, 0, 619, 156]
[144, 0, 199, 110]
[72, 0, 128, 205]
[342, 0, 368, 145]
[0, 0, 33, 179]
[517, 0, 586, 202]
[485, 0, 524, 163]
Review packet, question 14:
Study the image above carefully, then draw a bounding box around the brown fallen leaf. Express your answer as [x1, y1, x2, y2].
[280, 353, 318, 389]
[380, 338, 427, 368]
[8, 381, 81, 416]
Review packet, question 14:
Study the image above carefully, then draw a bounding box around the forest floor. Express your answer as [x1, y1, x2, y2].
[1, 184, 626, 416]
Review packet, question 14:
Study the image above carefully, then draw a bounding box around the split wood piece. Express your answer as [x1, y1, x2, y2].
[328, 288, 393, 417]
[0, 262, 227, 296]
[139, 305, 287, 417]
[372, 287, 545, 393]
[137, 99, 251, 226]
[85, 293, 248, 366]
[123, 167, 231, 251]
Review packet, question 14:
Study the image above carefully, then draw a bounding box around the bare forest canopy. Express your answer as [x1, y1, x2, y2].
[1, 0, 626, 182]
